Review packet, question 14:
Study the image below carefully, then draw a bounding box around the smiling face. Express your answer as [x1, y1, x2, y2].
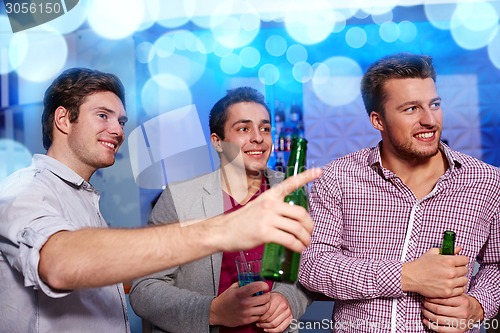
[211, 101, 272, 175]
[54, 91, 128, 179]
[370, 77, 443, 163]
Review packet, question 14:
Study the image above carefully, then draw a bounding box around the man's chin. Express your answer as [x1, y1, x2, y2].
[245, 165, 267, 177]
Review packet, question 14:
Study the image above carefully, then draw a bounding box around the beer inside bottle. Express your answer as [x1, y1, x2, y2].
[441, 230, 456, 255]
[261, 137, 308, 283]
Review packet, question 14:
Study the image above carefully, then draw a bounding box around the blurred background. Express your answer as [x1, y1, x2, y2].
[1, 1, 499, 332]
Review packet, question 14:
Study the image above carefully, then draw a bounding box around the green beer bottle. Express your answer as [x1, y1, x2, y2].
[441, 230, 456, 255]
[261, 137, 308, 283]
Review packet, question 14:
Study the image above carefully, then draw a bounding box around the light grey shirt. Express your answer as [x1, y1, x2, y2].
[0, 154, 129, 333]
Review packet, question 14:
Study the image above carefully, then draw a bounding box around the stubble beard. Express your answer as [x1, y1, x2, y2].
[386, 129, 441, 162]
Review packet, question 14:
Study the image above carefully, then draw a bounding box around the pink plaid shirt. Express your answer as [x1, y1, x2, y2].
[299, 143, 500, 333]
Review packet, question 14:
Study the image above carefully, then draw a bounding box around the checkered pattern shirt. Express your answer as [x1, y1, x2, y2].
[299, 143, 500, 333]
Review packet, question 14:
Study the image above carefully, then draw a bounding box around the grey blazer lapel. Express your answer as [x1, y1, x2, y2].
[201, 170, 224, 293]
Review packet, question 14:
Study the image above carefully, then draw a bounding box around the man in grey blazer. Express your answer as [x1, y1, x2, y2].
[130, 87, 311, 333]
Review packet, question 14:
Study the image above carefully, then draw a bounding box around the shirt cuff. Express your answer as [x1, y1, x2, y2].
[374, 260, 404, 297]
[17, 223, 78, 298]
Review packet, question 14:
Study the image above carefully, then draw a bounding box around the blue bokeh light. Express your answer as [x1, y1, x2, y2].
[450, 2, 499, 50]
[149, 31, 207, 86]
[286, 44, 308, 65]
[154, 34, 175, 58]
[173, 30, 197, 51]
[361, 3, 397, 16]
[213, 43, 234, 58]
[487, 29, 500, 69]
[292, 61, 313, 83]
[353, 9, 370, 20]
[398, 21, 417, 43]
[372, 11, 394, 25]
[312, 56, 362, 107]
[141, 74, 192, 117]
[220, 53, 241, 74]
[36, 0, 89, 35]
[210, 1, 260, 49]
[239, 47, 260, 68]
[452, 1, 498, 32]
[0, 15, 18, 74]
[258, 64, 280, 85]
[331, 11, 347, 33]
[265, 35, 287, 57]
[0, 139, 32, 182]
[379, 21, 399, 43]
[345, 26, 367, 49]
[135, 0, 159, 31]
[156, 0, 194, 29]
[136, 42, 155, 64]
[284, 9, 335, 45]
[10, 29, 67, 82]
[196, 32, 217, 54]
[424, 3, 457, 30]
[87, 0, 144, 40]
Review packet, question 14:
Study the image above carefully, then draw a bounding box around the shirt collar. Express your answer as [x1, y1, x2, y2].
[33, 154, 87, 188]
[368, 141, 463, 179]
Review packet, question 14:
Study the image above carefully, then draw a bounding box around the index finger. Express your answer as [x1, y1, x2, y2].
[239, 281, 270, 296]
[266, 168, 322, 199]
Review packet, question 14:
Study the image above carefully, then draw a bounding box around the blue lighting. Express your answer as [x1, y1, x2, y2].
[136, 42, 155, 64]
[266, 35, 287, 57]
[258, 64, 280, 85]
[220, 53, 241, 74]
[311, 56, 362, 107]
[0, 139, 32, 182]
[487, 29, 500, 69]
[87, 0, 144, 40]
[10, 29, 67, 82]
[424, 3, 457, 30]
[398, 21, 417, 43]
[286, 44, 308, 65]
[379, 21, 399, 43]
[450, 1, 499, 50]
[292, 61, 313, 83]
[345, 27, 367, 49]
[285, 10, 334, 45]
[149, 31, 207, 85]
[239, 47, 260, 68]
[141, 74, 192, 117]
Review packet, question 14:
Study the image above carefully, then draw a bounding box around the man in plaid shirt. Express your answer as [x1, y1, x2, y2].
[299, 53, 500, 332]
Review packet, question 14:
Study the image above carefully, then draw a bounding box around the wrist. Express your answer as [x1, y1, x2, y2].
[466, 295, 485, 322]
[209, 297, 220, 326]
[400, 262, 414, 292]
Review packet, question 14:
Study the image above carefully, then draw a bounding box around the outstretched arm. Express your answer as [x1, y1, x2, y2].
[39, 168, 322, 290]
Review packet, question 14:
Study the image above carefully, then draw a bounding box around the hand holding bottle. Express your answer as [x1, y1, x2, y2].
[401, 247, 469, 298]
[421, 294, 484, 332]
[262, 137, 308, 283]
[213, 166, 321, 254]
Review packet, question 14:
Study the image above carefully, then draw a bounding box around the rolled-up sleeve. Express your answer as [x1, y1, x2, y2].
[0, 177, 79, 298]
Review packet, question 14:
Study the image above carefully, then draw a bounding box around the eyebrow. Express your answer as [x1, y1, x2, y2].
[95, 106, 128, 123]
[230, 119, 271, 127]
[396, 97, 441, 109]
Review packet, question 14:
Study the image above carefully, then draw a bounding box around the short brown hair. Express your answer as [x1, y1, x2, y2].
[42, 68, 125, 150]
[360, 53, 436, 116]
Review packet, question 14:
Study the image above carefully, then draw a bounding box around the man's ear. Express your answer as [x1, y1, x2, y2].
[370, 111, 384, 132]
[54, 106, 71, 134]
[210, 133, 223, 152]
